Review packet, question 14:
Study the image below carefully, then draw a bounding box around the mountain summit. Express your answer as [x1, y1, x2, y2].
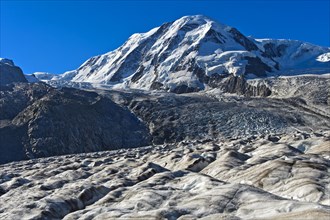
[0, 58, 28, 86]
[36, 15, 330, 92]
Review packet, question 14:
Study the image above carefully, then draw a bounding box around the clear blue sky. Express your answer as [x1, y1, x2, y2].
[1, 0, 329, 74]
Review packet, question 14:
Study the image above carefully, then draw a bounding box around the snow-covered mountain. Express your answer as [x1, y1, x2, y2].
[35, 15, 330, 92]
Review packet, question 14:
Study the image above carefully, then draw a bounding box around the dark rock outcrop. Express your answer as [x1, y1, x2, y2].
[0, 83, 151, 164]
[221, 76, 272, 97]
[192, 61, 271, 96]
[0, 58, 27, 86]
[170, 84, 201, 94]
[262, 42, 288, 58]
[245, 57, 272, 77]
[228, 28, 259, 51]
[0, 83, 51, 120]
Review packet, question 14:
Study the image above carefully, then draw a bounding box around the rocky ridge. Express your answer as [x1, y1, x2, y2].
[0, 83, 151, 164]
[0, 58, 27, 86]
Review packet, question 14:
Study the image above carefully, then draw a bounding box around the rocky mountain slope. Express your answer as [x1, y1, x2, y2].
[100, 78, 329, 145]
[1, 73, 329, 164]
[0, 58, 27, 86]
[33, 15, 330, 93]
[0, 83, 151, 164]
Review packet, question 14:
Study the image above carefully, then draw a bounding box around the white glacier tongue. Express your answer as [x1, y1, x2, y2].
[34, 15, 330, 92]
[32, 72, 57, 80]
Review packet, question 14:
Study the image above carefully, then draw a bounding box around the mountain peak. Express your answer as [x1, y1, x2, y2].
[35, 16, 330, 93]
[177, 15, 221, 24]
[0, 58, 28, 86]
[178, 14, 214, 23]
[172, 15, 230, 32]
[0, 58, 15, 66]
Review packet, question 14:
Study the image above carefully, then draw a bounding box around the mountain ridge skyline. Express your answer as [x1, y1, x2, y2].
[2, 0, 329, 74]
[20, 15, 329, 95]
[10, 14, 330, 77]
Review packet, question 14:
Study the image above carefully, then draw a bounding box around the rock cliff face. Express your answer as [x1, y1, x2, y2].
[0, 83, 151, 164]
[220, 76, 272, 96]
[0, 58, 27, 86]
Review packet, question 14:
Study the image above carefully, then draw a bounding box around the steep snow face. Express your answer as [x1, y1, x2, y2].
[30, 71, 80, 87]
[39, 15, 330, 91]
[32, 72, 58, 81]
[255, 39, 330, 70]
